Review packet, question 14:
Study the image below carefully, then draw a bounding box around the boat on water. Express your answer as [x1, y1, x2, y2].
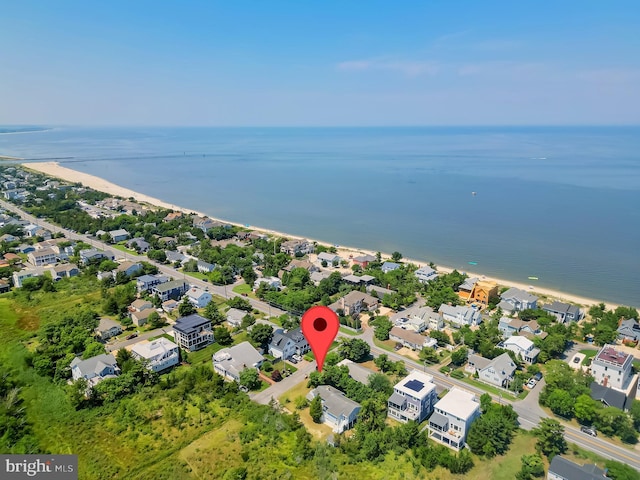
[468, 261, 478, 265]
[528, 276, 539, 280]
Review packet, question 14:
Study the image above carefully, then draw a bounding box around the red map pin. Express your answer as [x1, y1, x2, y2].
[301, 305, 339, 372]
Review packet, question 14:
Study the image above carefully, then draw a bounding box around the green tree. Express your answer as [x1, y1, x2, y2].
[450, 347, 468, 366]
[419, 347, 438, 364]
[178, 297, 196, 317]
[516, 454, 545, 479]
[214, 326, 233, 346]
[533, 419, 567, 458]
[373, 317, 393, 341]
[249, 323, 273, 349]
[238, 368, 261, 390]
[203, 301, 226, 325]
[147, 311, 164, 329]
[338, 338, 370, 362]
[546, 389, 575, 418]
[227, 296, 252, 311]
[574, 394, 599, 424]
[466, 404, 518, 457]
[391, 251, 403, 262]
[309, 395, 323, 423]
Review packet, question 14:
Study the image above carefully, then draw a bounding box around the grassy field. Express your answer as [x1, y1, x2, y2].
[339, 326, 360, 336]
[232, 283, 256, 298]
[580, 349, 597, 365]
[112, 243, 137, 255]
[458, 376, 519, 399]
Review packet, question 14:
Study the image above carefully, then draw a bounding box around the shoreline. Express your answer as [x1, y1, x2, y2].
[23, 161, 623, 310]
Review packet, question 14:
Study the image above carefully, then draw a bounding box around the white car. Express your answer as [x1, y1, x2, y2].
[526, 379, 537, 389]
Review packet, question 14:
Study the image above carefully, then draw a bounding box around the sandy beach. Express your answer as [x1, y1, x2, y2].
[24, 161, 621, 310]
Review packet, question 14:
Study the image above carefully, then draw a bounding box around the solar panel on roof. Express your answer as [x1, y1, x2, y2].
[404, 379, 424, 392]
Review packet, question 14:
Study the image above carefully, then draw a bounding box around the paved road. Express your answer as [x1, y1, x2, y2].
[3, 199, 639, 469]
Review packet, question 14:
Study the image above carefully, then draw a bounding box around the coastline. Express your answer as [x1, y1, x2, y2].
[23, 161, 622, 310]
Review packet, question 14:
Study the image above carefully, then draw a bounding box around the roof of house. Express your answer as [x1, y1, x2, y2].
[165, 250, 187, 263]
[153, 279, 188, 293]
[482, 353, 517, 379]
[590, 382, 627, 410]
[594, 345, 631, 367]
[500, 287, 538, 303]
[434, 387, 479, 419]
[309, 385, 361, 418]
[131, 298, 152, 309]
[394, 371, 436, 399]
[381, 261, 401, 270]
[367, 285, 396, 298]
[310, 270, 332, 283]
[132, 308, 155, 320]
[337, 359, 377, 385]
[390, 305, 439, 324]
[109, 229, 129, 237]
[353, 254, 376, 263]
[186, 287, 210, 300]
[458, 277, 478, 291]
[226, 307, 246, 323]
[438, 304, 479, 322]
[116, 261, 141, 272]
[131, 338, 178, 359]
[96, 317, 121, 332]
[30, 247, 56, 257]
[543, 300, 581, 316]
[618, 318, 640, 337]
[415, 265, 437, 276]
[50, 263, 79, 274]
[548, 455, 606, 480]
[283, 259, 315, 272]
[174, 313, 211, 334]
[504, 335, 535, 351]
[341, 290, 378, 306]
[389, 326, 427, 345]
[317, 252, 340, 262]
[70, 354, 118, 377]
[467, 353, 491, 371]
[213, 341, 264, 377]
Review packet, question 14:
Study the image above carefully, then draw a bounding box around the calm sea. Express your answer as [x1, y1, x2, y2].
[1, 126, 639, 306]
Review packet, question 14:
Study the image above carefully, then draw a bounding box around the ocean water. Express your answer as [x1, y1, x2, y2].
[1, 126, 639, 306]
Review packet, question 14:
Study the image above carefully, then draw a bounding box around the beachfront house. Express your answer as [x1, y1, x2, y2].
[415, 265, 438, 283]
[428, 387, 480, 451]
[542, 301, 583, 323]
[458, 279, 498, 306]
[498, 287, 538, 313]
[498, 317, 546, 339]
[306, 385, 361, 434]
[280, 239, 314, 256]
[617, 318, 640, 343]
[381, 261, 401, 273]
[173, 314, 214, 351]
[131, 338, 180, 372]
[352, 254, 376, 268]
[387, 371, 438, 424]
[316, 252, 341, 267]
[438, 304, 482, 327]
[213, 342, 264, 381]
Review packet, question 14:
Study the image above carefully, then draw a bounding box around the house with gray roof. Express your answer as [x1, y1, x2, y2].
[389, 327, 436, 351]
[316, 252, 341, 266]
[306, 385, 361, 433]
[617, 318, 640, 343]
[548, 455, 607, 480]
[165, 250, 187, 264]
[391, 305, 443, 333]
[342, 274, 376, 286]
[438, 304, 482, 327]
[70, 354, 120, 387]
[152, 279, 189, 301]
[415, 265, 438, 283]
[109, 229, 130, 242]
[498, 287, 538, 313]
[95, 318, 122, 341]
[329, 290, 379, 316]
[475, 352, 517, 388]
[381, 261, 401, 273]
[268, 327, 310, 360]
[197, 260, 216, 273]
[310, 269, 332, 285]
[366, 284, 397, 300]
[127, 237, 150, 252]
[136, 274, 168, 293]
[542, 301, 583, 323]
[590, 382, 629, 411]
[336, 359, 377, 385]
[213, 341, 264, 381]
[226, 307, 247, 327]
[79, 248, 114, 265]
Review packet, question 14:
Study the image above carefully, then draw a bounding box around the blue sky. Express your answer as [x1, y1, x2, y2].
[1, 1, 639, 126]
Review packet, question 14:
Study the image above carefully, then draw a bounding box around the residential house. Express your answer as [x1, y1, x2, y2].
[116, 261, 143, 277]
[152, 280, 189, 301]
[336, 359, 377, 385]
[136, 274, 168, 293]
[162, 299, 179, 313]
[173, 314, 214, 351]
[109, 229, 130, 242]
[306, 385, 361, 434]
[542, 301, 583, 323]
[46, 263, 79, 280]
[268, 327, 310, 360]
[428, 387, 481, 451]
[352, 254, 376, 268]
[27, 248, 57, 267]
[310, 270, 332, 285]
[329, 290, 379, 316]
[164, 212, 183, 222]
[366, 284, 396, 300]
[617, 318, 640, 343]
[280, 239, 315, 256]
[3, 189, 28, 201]
[316, 252, 341, 267]
[391, 305, 443, 333]
[185, 287, 213, 308]
[165, 250, 187, 264]
[193, 216, 217, 232]
[127, 237, 150, 252]
[12, 268, 43, 288]
[381, 261, 401, 273]
[475, 353, 517, 388]
[197, 260, 216, 273]
[226, 307, 247, 328]
[498, 317, 546, 340]
[464, 353, 490, 375]
[498, 287, 538, 313]
[253, 276, 282, 291]
[438, 304, 482, 327]
[79, 249, 114, 265]
[131, 308, 156, 327]
[131, 338, 180, 372]
[502, 336, 540, 363]
[3, 252, 21, 264]
[342, 274, 376, 286]
[458, 279, 498, 306]
[591, 345, 635, 391]
[388, 371, 438, 424]
[0, 233, 17, 243]
[281, 259, 318, 276]
[389, 327, 435, 351]
[17, 244, 35, 254]
[130, 298, 153, 312]
[415, 265, 438, 283]
[23, 224, 51, 239]
[590, 382, 630, 411]
[0, 279, 10, 293]
[95, 318, 122, 341]
[547, 455, 607, 480]
[213, 341, 264, 381]
[70, 354, 120, 387]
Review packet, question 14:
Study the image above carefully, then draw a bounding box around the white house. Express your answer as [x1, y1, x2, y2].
[438, 304, 482, 327]
[306, 385, 361, 434]
[471, 352, 517, 388]
[253, 276, 282, 291]
[95, 318, 122, 341]
[268, 327, 310, 360]
[131, 338, 180, 372]
[428, 387, 481, 451]
[70, 354, 120, 387]
[185, 287, 213, 308]
[213, 341, 264, 381]
[502, 336, 540, 364]
[391, 305, 443, 333]
[280, 239, 314, 256]
[498, 287, 538, 313]
[12, 268, 42, 288]
[388, 371, 438, 424]
[415, 266, 438, 283]
[591, 345, 634, 391]
[381, 261, 401, 273]
[389, 327, 433, 351]
[109, 229, 130, 242]
[316, 252, 341, 267]
[226, 307, 246, 327]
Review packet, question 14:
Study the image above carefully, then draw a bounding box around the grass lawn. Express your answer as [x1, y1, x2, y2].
[188, 343, 227, 365]
[580, 349, 597, 365]
[459, 376, 519, 399]
[373, 337, 398, 353]
[339, 326, 361, 336]
[183, 270, 210, 281]
[112, 243, 137, 255]
[232, 283, 257, 299]
[148, 333, 175, 342]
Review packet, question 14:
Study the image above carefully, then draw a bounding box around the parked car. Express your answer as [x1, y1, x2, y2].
[289, 357, 298, 364]
[573, 356, 581, 364]
[580, 426, 597, 437]
[125, 333, 138, 340]
[533, 372, 543, 381]
[526, 379, 537, 389]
